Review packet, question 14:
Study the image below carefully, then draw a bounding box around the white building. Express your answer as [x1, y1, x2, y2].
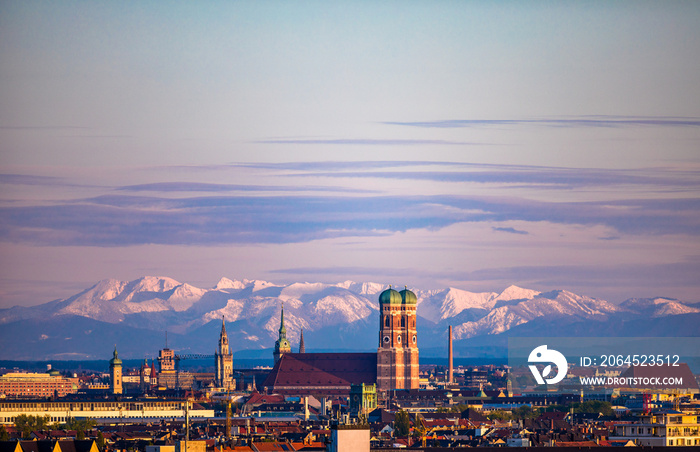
[610, 412, 700, 447]
[0, 398, 214, 424]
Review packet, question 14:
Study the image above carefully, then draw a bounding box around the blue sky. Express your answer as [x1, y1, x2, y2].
[1, 1, 700, 307]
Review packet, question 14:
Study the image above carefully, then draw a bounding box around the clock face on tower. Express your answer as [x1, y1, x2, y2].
[397, 335, 401, 343]
[412, 335, 417, 344]
[383, 336, 390, 344]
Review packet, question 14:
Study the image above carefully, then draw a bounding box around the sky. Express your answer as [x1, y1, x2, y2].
[1, 1, 700, 308]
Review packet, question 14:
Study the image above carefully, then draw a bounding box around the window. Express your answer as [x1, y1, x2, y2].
[385, 316, 390, 327]
[401, 317, 405, 327]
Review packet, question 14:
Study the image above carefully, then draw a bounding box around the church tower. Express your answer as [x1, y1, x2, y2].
[273, 304, 292, 364]
[299, 328, 305, 353]
[376, 285, 419, 392]
[109, 345, 123, 395]
[399, 286, 419, 389]
[215, 316, 234, 389]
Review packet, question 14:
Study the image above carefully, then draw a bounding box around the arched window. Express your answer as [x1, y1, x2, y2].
[401, 317, 406, 327]
[385, 316, 390, 327]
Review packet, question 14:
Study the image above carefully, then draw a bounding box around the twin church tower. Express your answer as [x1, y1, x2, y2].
[214, 285, 419, 392]
[377, 286, 420, 391]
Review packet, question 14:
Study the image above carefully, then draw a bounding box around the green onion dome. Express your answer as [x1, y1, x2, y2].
[109, 346, 122, 366]
[399, 287, 417, 305]
[379, 286, 402, 305]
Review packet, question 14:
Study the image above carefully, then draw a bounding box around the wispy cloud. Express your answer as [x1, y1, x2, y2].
[255, 138, 481, 145]
[492, 227, 528, 235]
[282, 165, 700, 190]
[0, 126, 89, 130]
[384, 116, 700, 129]
[270, 266, 417, 278]
[118, 182, 374, 194]
[0, 174, 65, 186]
[1, 191, 699, 247]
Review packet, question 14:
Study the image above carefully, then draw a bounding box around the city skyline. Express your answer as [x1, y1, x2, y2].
[2, 1, 700, 308]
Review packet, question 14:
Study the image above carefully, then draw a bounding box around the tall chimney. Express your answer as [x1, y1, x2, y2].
[448, 325, 454, 384]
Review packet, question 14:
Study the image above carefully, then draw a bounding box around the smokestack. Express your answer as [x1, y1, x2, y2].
[448, 325, 454, 384]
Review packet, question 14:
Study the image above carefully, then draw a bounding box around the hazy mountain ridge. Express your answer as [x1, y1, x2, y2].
[0, 276, 697, 360]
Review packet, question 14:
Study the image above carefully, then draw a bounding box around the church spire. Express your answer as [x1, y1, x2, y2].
[273, 303, 292, 364]
[218, 315, 229, 355]
[299, 328, 305, 353]
[279, 303, 287, 338]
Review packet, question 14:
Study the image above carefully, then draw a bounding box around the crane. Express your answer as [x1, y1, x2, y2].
[413, 413, 429, 448]
[174, 353, 214, 390]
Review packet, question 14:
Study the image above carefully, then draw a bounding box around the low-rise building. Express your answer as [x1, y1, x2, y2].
[0, 398, 214, 424]
[609, 412, 700, 447]
[0, 372, 79, 398]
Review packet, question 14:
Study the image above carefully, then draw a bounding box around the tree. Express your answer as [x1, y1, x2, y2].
[573, 400, 613, 417]
[15, 414, 50, 439]
[487, 410, 512, 421]
[66, 417, 97, 439]
[0, 424, 10, 441]
[96, 431, 105, 451]
[512, 405, 538, 420]
[394, 410, 411, 437]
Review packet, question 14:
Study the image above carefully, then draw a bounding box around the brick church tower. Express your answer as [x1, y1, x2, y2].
[377, 286, 419, 391]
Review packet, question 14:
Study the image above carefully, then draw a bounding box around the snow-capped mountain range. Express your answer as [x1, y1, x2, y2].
[0, 276, 698, 360]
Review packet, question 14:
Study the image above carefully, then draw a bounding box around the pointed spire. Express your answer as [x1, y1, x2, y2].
[274, 303, 291, 363]
[219, 315, 228, 343]
[279, 302, 287, 338]
[219, 314, 229, 354]
[299, 328, 305, 353]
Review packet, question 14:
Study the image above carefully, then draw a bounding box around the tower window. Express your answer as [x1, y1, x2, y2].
[401, 317, 405, 327]
[385, 316, 390, 327]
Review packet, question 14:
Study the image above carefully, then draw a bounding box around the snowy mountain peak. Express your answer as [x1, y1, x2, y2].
[280, 282, 331, 300]
[169, 283, 206, 306]
[214, 277, 247, 291]
[88, 278, 129, 300]
[127, 276, 181, 293]
[496, 285, 540, 301]
[619, 297, 700, 317]
[2, 276, 696, 361]
[417, 287, 497, 323]
[344, 281, 387, 295]
[247, 280, 278, 292]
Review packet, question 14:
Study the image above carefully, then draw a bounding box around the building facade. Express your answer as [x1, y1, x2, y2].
[349, 383, 377, 417]
[215, 316, 234, 389]
[0, 372, 79, 398]
[610, 413, 700, 447]
[158, 347, 175, 372]
[377, 286, 419, 391]
[0, 398, 214, 424]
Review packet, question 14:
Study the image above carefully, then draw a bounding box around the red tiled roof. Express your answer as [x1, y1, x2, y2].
[555, 441, 599, 447]
[290, 442, 325, 451]
[246, 392, 286, 406]
[262, 353, 377, 396]
[251, 442, 295, 451]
